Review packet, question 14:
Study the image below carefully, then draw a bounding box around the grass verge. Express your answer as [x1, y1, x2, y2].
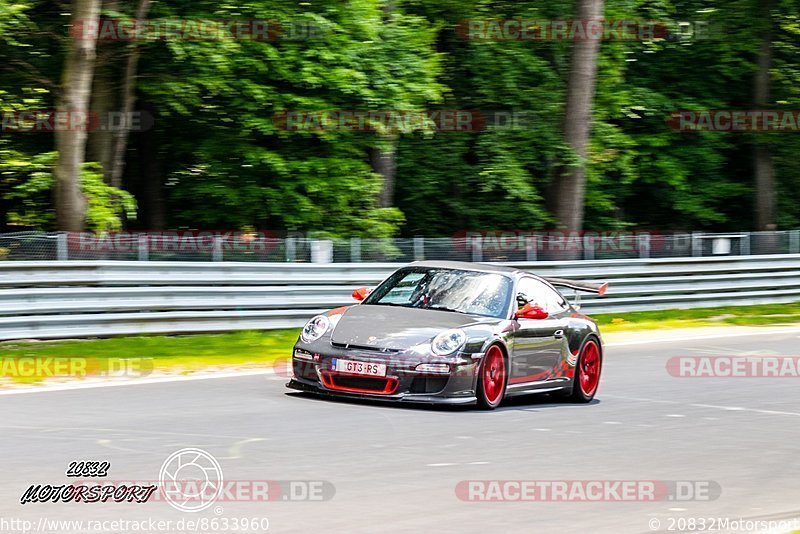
[593, 302, 800, 332]
[0, 330, 300, 385]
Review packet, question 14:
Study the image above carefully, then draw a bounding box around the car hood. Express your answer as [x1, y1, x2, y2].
[330, 304, 497, 351]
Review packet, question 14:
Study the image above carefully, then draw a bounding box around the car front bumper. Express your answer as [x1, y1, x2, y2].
[285, 342, 481, 405]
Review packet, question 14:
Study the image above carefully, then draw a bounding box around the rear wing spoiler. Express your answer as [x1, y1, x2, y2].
[544, 277, 609, 297]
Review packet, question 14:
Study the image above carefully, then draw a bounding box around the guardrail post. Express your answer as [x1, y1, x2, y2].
[691, 232, 702, 257]
[637, 233, 650, 258]
[286, 238, 296, 262]
[311, 240, 333, 263]
[56, 233, 68, 261]
[582, 234, 595, 260]
[471, 236, 483, 262]
[212, 235, 223, 261]
[740, 233, 751, 255]
[790, 230, 800, 254]
[414, 237, 424, 261]
[138, 234, 149, 261]
[525, 235, 537, 262]
[351, 238, 361, 263]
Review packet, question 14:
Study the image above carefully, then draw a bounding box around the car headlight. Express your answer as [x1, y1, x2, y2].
[431, 329, 466, 356]
[301, 315, 330, 343]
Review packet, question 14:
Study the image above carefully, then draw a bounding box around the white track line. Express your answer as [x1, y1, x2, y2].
[0, 369, 278, 396]
[602, 394, 800, 417]
[605, 327, 800, 347]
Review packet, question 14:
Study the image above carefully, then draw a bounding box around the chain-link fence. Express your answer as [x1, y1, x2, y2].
[0, 231, 798, 262]
[0, 232, 61, 261]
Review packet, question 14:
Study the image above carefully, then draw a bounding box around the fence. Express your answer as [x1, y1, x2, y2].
[1, 254, 798, 340]
[1, 231, 799, 262]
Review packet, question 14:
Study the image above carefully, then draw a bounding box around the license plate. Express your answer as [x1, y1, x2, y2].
[332, 359, 387, 377]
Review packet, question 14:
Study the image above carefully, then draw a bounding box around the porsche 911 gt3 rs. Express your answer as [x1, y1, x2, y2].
[286, 260, 608, 409]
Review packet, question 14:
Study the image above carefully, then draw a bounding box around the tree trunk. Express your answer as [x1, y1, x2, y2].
[371, 2, 398, 209]
[371, 138, 397, 208]
[110, 0, 151, 189]
[551, 0, 604, 232]
[87, 62, 117, 182]
[87, 0, 119, 183]
[54, 0, 102, 231]
[754, 0, 775, 232]
[138, 102, 165, 230]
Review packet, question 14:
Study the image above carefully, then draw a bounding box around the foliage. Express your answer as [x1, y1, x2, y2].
[1, 0, 798, 235]
[1, 152, 136, 231]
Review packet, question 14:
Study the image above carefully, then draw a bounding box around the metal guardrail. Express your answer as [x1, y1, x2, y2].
[1, 255, 798, 340]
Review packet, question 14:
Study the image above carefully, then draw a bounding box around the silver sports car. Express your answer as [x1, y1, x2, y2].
[287, 260, 608, 409]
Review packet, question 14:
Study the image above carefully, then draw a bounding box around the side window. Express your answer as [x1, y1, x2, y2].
[544, 285, 569, 313]
[516, 278, 543, 309]
[516, 277, 569, 314]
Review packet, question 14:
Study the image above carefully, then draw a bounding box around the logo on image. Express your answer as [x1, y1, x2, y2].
[159, 448, 224, 512]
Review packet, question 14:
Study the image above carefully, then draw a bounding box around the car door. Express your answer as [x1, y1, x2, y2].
[508, 277, 570, 388]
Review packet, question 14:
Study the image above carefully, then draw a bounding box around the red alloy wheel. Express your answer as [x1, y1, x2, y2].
[482, 345, 506, 405]
[578, 340, 601, 397]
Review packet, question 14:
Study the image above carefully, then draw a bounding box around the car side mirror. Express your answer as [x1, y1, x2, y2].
[516, 303, 549, 320]
[352, 287, 372, 302]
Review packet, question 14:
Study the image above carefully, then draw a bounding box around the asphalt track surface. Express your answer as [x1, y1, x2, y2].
[2, 329, 800, 534]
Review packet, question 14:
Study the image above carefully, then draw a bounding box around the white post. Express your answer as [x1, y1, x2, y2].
[138, 234, 149, 261]
[212, 235, 223, 262]
[740, 233, 751, 255]
[57, 233, 68, 261]
[790, 230, 800, 254]
[582, 234, 595, 260]
[691, 232, 702, 257]
[525, 235, 538, 262]
[471, 236, 483, 262]
[637, 233, 651, 258]
[414, 237, 424, 261]
[311, 240, 333, 263]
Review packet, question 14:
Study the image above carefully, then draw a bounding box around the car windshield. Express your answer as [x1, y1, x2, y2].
[363, 267, 512, 319]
